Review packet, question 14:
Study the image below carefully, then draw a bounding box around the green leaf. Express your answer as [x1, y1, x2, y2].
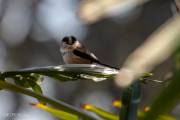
[1, 64, 118, 82]
[120, 81, 141, 120]
[0, 81, 96, 120]
[29, 81, 43, 95]
[157, 115, 176, 120]
[82, 104, 119, 120]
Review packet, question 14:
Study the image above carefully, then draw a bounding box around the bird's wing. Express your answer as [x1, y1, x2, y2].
[73, 47, 119, 69]
[73, 49, 100, 63]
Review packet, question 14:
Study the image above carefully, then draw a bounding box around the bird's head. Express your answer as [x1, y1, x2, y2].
[62, 36, 77, 45]
[60, 36, 81, 51]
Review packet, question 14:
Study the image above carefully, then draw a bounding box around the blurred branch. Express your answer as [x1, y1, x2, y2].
[115, 15, 180, 87]
[78, 0, 150, 24]
[143, 38, 180, 120]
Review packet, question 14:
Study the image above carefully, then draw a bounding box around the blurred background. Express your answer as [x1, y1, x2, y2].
[0, 0, 179, 120]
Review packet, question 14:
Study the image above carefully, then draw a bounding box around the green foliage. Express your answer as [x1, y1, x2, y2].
[0, 64, 179, 120]
[0, 81, 96, 120]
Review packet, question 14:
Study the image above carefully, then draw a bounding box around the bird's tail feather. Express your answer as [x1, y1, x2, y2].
[96, 61, 119, 70]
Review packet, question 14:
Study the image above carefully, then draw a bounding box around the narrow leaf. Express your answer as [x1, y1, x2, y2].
[31, 103, 78, 120]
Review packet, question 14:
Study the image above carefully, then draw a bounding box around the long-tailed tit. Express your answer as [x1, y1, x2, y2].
[60, 36, 118, 69]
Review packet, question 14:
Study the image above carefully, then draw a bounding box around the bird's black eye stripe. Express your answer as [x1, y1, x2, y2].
[70, 36, 76, 44]
[62, 37, 69, 43]
[62, 36, 77, 45]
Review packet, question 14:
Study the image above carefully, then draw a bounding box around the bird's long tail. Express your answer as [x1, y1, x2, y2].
[96, 61, 119, 70]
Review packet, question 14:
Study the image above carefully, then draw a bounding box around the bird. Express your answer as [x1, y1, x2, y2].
[60, 36, 118, 69]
